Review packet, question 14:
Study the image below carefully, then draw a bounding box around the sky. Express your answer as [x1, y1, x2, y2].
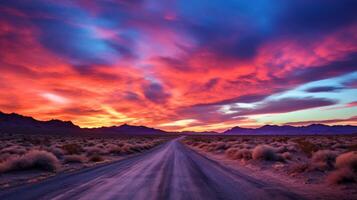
[0, 0, 356, 132]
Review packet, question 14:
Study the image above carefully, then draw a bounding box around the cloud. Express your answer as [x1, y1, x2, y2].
[0, 1, 356, 131]
[344, 78, 357, 89]
[305, 86, 343, 93]
[142, 83, 170, 104]
[234, 97, 338, 115]
[285, 116, 357, 126]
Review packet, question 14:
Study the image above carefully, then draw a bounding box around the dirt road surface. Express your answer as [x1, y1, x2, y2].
[0, 138, 304, 200]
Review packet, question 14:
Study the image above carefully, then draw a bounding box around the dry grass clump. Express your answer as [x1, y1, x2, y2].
[289, 163, 309, 174]
[46, 146, 64, 159]
[0, 150, 59, 173]
[88, 154, 104, 162]
[63, 155, 86, 163]
[184, 135, 357, 186]
[0, 153, 11, 162]
[335, 151, 357, 171]
[327, 151, 357, 185]
[281, 152, 292, 160]
[225, 148, 240, 159]
[327, 167, 356, 184]
[292, 138, 319, 157]
[84, 146, 105, 156]
[252, 145, 282, 161]
[61, 143, 83, 155]
[205, 142, 228, 152]
[225, 147, 252, 160]
[0, 146, 27, 155]
[107, 145, 123, 155]
[310, 150, 337, 171]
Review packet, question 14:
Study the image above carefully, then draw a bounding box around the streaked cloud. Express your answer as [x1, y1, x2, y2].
[0, 0, 356, 131]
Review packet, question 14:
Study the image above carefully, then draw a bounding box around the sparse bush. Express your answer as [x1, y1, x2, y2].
[47, 146, 64, 159]
[225, 148, 240, 159]
[237, 149, 252, 160]
[84, 146, 105, 156]
[327, 168, 356, 185]
[281, 152, 292, 160]
[63, 155, 85, 163]
[311, 150, 337, 171]
[275, 146, 287, 153]
[107, 145, 123, 155]
[1, 146, 27, 155]
[252, 145, 282, 161]
[293, 139, 319, 157]
[0, 150, 59, 173]
[289, 163, 309, 174]
[61, 143, 83, 155]
[0, 153, 11, 162]
[335, 151, 357, 172]
[89, 154, 104, 162]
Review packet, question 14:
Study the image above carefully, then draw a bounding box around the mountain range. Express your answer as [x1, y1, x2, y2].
[223, 124, 357, 135]
[0, 112, 166, 136]
[0, 111, 356, 136]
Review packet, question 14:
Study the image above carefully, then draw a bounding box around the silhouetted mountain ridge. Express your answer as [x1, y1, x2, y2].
[224, 124, 357, 135]
[1, 112, 356, 136]
[0, 112, 166, 136]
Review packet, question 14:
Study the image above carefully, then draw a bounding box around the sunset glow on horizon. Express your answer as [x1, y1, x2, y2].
[0, 1, 357, 132]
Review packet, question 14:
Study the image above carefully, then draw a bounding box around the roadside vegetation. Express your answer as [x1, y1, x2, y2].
[0, 134, 169, 188]
[183, 135, 357, 186]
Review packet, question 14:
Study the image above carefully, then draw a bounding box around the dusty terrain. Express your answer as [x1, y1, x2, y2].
[0, 134, 168, 188]
[183, 135, 357, 199]
[0, 135, 356, 200]
[0, 138, 309, 200]
[0, 136, 356, 200]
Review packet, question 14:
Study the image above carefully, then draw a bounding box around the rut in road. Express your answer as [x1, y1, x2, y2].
[0, 138, 304, 200]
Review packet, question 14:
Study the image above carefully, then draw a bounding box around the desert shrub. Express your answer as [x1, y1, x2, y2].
[327, 168, 356, 185]
[88, 154, 104, 162]
[252, 145, 282, 161]
[206, 142, 227, 152]
[347, 144, 357, 151]
[286, 143, 298, 152]
[311, 150, 337, 171]
[335, 151, 357, 172]
[289, 163, 309, 174]
[0, 153, 11, 162]
[275, 146, 288, 153]
[0, 150, 59, 173]
[107, 145, 123, 155]
[46, 146, 64, 159]
[237, 149, 252, 160]
[1, 146, 27, 155]
[241, 143, 254, 149]
[128, 145, 143, 152]
[197, 143, 208, 149]
[281, 152, 292, 160]
[119, 144, 135, 154]
[225, 148, 239, 159]
[293, 139, 319, 157]
[63, 155, 85, 163]
[61, 143, 83, 155]
[84, 146, 105, 156]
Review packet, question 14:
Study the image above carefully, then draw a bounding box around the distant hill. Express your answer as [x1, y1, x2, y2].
[0, 112, 167, 136]
[84, 124, 167, 136]
[176, 131, 218, 135]
[0, 112, 81, 135]
[1, 111, 356, 136]
[224, 124, 357, 135]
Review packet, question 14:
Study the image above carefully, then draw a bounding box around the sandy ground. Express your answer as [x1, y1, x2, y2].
[189, 146, 357, 200]
[0, 155, 124, 189]
[0, 138, 313, 200]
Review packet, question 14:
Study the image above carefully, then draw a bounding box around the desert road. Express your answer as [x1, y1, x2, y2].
[0, 138, 304, 200]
